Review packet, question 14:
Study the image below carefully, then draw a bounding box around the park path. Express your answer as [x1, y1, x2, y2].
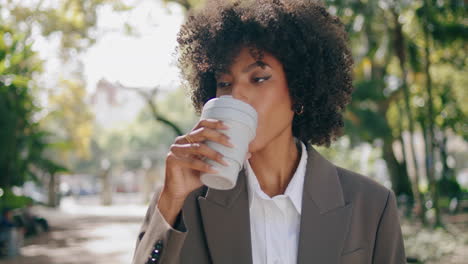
[1, 194, 467, 264]
[0, 194, 148, 264]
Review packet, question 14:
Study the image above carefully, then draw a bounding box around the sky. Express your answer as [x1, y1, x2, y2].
[32, 0, 185, 95]
[81, 0, 185, 93]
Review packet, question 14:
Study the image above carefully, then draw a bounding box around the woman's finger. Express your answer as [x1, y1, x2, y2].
[168, 152, 219, 174]
[170, 143, 228, 166]
[174, 127, 233, 148]
[191, 127, 234, 148]
[193, 119, 229, 131]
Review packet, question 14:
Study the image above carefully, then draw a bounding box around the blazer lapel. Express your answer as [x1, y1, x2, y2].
[197, 145, 352, 264]
[297, 145, 353, 263]
[198, 169, 252, 264]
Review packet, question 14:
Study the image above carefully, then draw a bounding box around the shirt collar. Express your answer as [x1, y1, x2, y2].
[244, 138, 308, 214]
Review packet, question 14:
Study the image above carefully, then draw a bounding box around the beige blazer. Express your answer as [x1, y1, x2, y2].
[132, 145, 406, 264]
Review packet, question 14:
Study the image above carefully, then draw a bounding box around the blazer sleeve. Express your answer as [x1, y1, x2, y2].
[132, 186, 188, 264]
[372, 190, 407, 264]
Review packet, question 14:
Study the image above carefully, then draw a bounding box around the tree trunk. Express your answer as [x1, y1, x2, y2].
[391, 9, 426, 224]
[440, 130, 455, 180]
[382, 135, 414, 217]
[422, 1, 442, 227]
[396, 99, 423, 219]
[48, 173, 58, 207]
[100, 168, 113, 206]
[146, 98, 184, 136]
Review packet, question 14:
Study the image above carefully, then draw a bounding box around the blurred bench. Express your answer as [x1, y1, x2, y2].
[11, 208, 48, 238]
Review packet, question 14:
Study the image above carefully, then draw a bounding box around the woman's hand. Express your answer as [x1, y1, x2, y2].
[158, 119, 233, 226]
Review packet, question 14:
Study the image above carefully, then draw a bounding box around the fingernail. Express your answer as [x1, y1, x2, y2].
[221, 158, 229, 167]
[208, 164, 217, 172]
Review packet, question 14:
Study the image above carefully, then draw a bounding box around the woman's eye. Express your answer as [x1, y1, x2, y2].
[253, 75, 271, 83]
[216, 82, 231, 88]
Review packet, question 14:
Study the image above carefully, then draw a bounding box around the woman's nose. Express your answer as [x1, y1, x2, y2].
[230, 84, 249, 103]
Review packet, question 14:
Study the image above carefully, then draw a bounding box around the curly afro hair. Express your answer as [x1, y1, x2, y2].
[176, 0, 354, 147]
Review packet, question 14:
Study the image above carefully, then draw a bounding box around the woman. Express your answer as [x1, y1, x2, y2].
[132, 0, 406, 263]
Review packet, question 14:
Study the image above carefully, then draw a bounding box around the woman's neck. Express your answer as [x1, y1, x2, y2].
[249, 130, 301, 197]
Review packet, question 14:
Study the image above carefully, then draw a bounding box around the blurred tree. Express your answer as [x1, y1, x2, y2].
[326, 0, 467, 226]
[324, 1, 416, 203]
[43, 78, 94, 165]
[95, 86, 198, 171]
[88, 86, 198, 202]
[0, 25, 66, 191]
[413, 0, 467, 227]
[41, 77, 94, 206]
[1, 0, 135, 206]
[117, 84, 184, 136]
[387, 0, 427, 223]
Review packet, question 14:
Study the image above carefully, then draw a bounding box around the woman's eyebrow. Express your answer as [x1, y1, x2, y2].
[215, 61, 271, 78]
[242, 61, 270, 73]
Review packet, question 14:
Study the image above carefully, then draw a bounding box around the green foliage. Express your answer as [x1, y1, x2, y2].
[415, 0, 467, 45]
[0, 188, 34, 212]
[0, 24, 66, 188]
[437, 177, 462, 198]
[320, 0, 467, 144]
[43, 78, 95, 165]
[0, 25, 41, 187]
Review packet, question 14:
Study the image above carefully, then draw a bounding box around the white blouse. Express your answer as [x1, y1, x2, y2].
[244, 139, 308, 264]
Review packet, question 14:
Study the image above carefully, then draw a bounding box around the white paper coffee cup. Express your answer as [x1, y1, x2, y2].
[199, 95, 257, 190]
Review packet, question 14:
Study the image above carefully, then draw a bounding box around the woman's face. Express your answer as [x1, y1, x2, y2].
[215, 47, 294, 153]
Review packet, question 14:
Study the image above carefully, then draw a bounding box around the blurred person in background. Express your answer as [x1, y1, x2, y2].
[0, 208, 24, 258]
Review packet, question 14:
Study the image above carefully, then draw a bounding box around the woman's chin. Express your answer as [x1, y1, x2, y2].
[247, 139, 264, 155]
